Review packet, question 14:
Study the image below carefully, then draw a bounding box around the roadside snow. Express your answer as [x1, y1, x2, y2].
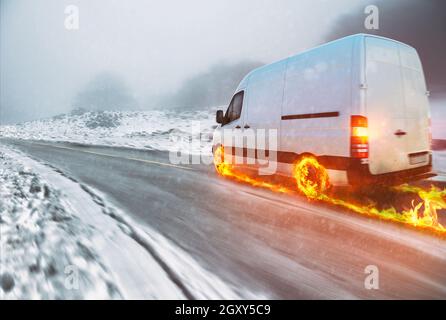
[0, 151, 121, 299]
[0, 145, 264, 299]
[0, 109, 217, 156]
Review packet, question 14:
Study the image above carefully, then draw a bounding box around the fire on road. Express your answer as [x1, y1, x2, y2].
[213, 146, 446, 236]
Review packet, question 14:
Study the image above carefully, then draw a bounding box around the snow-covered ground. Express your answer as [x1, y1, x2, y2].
[0, 109, 218, 156]
[0, 151, 120, 299]
[0, 145, 264, 299]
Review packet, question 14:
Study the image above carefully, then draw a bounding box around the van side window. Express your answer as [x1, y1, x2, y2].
[224, 91, 244, 125]
[224, 103, 233, 123]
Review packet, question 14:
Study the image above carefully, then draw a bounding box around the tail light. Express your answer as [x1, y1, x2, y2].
[351, 115, 368, 159]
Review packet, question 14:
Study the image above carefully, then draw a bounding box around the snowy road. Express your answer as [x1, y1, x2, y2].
[1, 138, 446, 299]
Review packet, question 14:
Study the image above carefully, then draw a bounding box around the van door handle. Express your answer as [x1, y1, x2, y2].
[235, 125, 241, 129]
[244, 124, 250, 129]
[394, 129, 407, 136]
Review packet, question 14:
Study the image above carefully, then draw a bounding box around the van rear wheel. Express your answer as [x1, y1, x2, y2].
[293, 156, 330, 199]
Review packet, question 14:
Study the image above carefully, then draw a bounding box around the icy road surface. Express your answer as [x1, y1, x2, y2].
[1, 138, 446, 299]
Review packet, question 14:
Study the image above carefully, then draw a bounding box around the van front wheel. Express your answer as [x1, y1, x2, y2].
[213, 145, 226, 175]
[292, 156, 330, 199]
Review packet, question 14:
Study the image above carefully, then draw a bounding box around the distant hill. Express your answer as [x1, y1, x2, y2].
[153, 60, 262, 110]
[73, 72, 137, 112]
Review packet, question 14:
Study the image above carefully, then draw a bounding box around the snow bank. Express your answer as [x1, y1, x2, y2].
[0, 151, 121, 299]
[0, 109, 218, 156]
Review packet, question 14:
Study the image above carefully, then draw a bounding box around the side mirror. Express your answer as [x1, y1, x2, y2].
[216, 110, 224, 124]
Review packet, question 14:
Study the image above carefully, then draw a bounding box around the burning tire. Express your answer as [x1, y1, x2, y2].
[293, 156, 330, 199]
[213, 145, 225, 175]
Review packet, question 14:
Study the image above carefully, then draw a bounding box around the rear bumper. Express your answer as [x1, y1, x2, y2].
[346, 154, 434, 186]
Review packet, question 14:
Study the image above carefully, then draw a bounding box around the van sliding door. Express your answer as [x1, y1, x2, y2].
[245, 61, 287, 168]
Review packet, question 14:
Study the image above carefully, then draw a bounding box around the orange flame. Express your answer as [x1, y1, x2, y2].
[213, 145, 291, 193]
[213, 145, 446, 235]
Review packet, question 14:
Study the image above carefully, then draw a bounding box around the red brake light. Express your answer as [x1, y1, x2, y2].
[351, 115, 368, 159]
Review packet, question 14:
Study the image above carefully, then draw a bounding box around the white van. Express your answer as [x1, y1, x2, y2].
[213, 34, 433, 186]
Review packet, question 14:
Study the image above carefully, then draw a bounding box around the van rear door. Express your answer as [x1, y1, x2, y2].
[365, 36, 430, 175]
[399, 44, 430, 165]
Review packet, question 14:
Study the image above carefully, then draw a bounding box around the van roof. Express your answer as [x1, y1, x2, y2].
[351, 33, 415, 49]
[242, 34, 415, 82]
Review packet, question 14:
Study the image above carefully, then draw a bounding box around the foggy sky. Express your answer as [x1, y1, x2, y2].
[325, 0, 446, 101]
[0, 0, 358, 124]
[1, 0, 444, 125]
